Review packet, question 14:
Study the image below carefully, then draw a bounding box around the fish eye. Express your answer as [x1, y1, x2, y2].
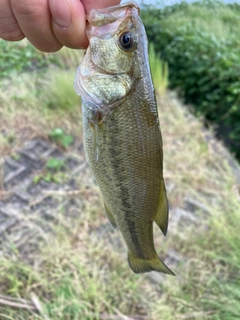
[119, 32, 136, 51]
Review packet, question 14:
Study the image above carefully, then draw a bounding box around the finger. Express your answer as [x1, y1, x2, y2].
[49, 0, 121, 49]
[49, 0, 88, 49]
[81, 0, 121, 12]
[10, 0, 62, 52]
[0, 0, 24, 41]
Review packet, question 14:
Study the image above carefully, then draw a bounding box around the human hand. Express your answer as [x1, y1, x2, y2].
[0, 0, 120, 52]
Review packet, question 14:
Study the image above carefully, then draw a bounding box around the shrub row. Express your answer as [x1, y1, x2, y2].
[0, 40, 59, 79]
[141, 1, 240, 159]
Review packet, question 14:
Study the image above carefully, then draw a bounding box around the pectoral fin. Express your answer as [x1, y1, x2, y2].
[89, 117, 99, 161]
[128, 252, 175, 275]
[104, 201, 117, 229]
[155, 179, 169, 236]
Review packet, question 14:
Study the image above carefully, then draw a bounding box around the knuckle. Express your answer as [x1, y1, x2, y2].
[0, 23, 24, 41]
[12, 0, 46, 19]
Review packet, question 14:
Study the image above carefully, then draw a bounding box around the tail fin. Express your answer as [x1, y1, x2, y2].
[128, 252, 175, 275]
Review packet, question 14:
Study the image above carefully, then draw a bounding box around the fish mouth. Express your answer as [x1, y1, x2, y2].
[86, 2, 140, 39]
[87, 2, 140, 27]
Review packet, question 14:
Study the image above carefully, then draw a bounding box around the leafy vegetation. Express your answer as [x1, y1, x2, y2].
[49, 128, 74, 148]
[0, 40, 58, 79]
[46, 157, 66, 171]
[141, 0, 240, 159]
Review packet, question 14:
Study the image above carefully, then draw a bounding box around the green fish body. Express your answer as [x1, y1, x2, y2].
[75, 2, 174, 275]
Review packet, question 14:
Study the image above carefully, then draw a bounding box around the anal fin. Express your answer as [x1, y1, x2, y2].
[155, 178, 169, 236]
[104, 201, 117, 230]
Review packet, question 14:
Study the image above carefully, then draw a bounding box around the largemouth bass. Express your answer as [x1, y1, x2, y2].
[75, 1, 174, 275]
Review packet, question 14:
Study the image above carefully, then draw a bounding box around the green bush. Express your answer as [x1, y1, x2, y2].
[0, 40, 59, 79]
[141, 1, 240, 158]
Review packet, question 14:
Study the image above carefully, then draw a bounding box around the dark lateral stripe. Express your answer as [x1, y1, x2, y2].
[107, 117, 144, 258]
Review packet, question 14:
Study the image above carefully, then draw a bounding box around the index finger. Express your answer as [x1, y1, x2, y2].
[49, 0, 121, 50]
[49, 0, 88, 49]
[81, 0, 121, 14]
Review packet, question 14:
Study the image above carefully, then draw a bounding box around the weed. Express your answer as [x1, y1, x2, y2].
[0, 39, 58, 79]
[46, 157, 65, 171]
[39, 69, 80, 111]
[49, 128, 74, 148]
[149, 43, 168, 96]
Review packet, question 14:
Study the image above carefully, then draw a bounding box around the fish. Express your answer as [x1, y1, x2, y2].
[74, 1, 174, 275]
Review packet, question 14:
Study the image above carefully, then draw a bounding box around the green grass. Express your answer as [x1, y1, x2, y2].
[0, 39, 83, 80]
[0, 45, 83, 157]
[149, 44, 168, 96]
[170, 5, 239, 39]
[40, 69, 80, 111]
[0, 39, 240, 319]
[0, 39, 57, 79]
[156, 1, 240, 42]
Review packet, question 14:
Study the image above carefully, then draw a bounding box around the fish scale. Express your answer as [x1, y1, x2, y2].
[75, 2, 174, 275]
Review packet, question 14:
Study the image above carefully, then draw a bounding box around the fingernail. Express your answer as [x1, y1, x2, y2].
[50, 0, 72, 28]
